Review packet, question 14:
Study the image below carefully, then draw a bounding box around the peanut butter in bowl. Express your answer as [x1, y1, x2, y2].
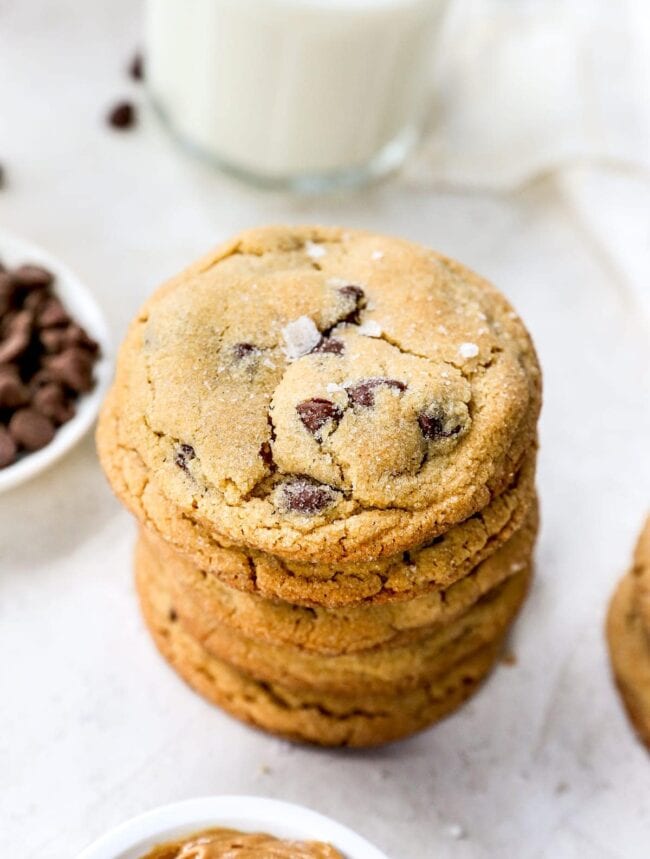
[140, 826, 344, 858]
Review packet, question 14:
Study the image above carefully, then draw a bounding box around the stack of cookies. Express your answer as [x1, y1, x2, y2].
[97, 226, 541, 747]
[607, 516, 650, 749]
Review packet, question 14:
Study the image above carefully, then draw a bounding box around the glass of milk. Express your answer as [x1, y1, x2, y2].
[145, 0, 447, 192]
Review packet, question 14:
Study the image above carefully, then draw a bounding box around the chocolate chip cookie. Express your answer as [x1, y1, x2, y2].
[607, 516, 650, 749]
[98, 226, 541, 564]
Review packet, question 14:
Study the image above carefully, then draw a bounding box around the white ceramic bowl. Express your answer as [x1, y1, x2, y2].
[0, 229, 112, 493]
[75, 796, 390, 859]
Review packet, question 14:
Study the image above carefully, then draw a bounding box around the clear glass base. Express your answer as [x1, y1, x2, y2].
[150, 96, 419, 194]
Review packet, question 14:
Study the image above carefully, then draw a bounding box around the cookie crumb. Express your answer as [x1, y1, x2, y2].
[281, 316, 321, 360]
[458, 342, 479, 359]
[357, 320, 382, 338]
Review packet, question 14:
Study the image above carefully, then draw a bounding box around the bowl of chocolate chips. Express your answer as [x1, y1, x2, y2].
[0, 230, 111, 492]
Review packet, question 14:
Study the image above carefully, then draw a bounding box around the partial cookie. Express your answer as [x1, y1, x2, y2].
[630, 516, 650, 634]
[136, 502, 537, 655]
[139, 573, 505, 747]
[109, 421, 535, 606]
[98, 226, 541, 565]
[607, 572, 650, 749]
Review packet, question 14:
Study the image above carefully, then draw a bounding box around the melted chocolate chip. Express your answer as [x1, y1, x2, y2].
[296, 398, 342, 436]
[232, 342, 258, 360]
[175, 443, 196, 472]
[346, 378, 406, 407]
[339, 285, 366, 324]
[259, 440, 274, 468]
[418, 412, 462, 440]
[311, 337, 344, 355]
[281, 478, 336, 515]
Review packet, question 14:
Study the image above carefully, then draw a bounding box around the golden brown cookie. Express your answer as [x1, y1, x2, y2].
[607, 573, 650, 749]
[136, 532, 531, 695]
[139, 569, 506, 747]
[136, 502, 537, 656]
[607, 517, 650, 750]
[630, 516, 650, 634]
[106, 421, 536, 607]
[98, 226, 541, 565]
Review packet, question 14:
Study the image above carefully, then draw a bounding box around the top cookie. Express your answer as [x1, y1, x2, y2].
[98, 226, 541, 562]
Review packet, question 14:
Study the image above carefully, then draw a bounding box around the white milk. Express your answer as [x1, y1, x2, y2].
[145, 0, 446, 188]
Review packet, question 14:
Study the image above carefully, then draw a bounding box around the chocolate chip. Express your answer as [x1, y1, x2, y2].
[39, 328, 67, 354]
[44, 347, 94, 392]
[175, 443, 196, 472]
[32, 383, 74, 424]
[63, 324, 99, 353]
[0, 310, 33, 363]
[339, 285, 364, 302]
[129, 52, 144, 81]
[339, 285, 366, 324]
[8, 408, 55, 451]
[0, 365, 28, 408]
[281, 478, 336, 515]
[168, 607, 178, 622]
[346, 378, 406, 407]
[12, 265, 54, 289]
[0, 272, 15, 315]
[296, 398, 342, 436]
[311, 337, 344, 355]
[0, 425, 17, 468]
[37, 297, 69, 328]
[259, 441, 274, 468]
[232, 342, 258, 360]
[107, 101, 136, 129]
[418, 411, 462, 440]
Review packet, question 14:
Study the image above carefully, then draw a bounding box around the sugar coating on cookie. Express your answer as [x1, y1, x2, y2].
[99, 226, 541, 560]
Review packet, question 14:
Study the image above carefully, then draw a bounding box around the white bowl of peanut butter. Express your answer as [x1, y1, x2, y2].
[75, 795, 390, 859]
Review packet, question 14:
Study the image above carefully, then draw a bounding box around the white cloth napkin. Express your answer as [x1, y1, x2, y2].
[405, 0, 650, 320]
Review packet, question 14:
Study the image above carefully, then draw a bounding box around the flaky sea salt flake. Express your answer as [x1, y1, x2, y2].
[458, 342, 479, 359]
[305, 240, 326, 259]
[281, 316, 321, 360]
[357, 320, 382, 338]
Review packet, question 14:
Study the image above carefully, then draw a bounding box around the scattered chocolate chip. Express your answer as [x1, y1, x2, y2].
[32, 383, 74, 424]
[0, 365, 28, 408]
[64, 324, 99, 353]
[259, 440, 274, 469]
[129, 52, 144, 81]
[0, 426, 17, 467]
[0, 310, 33, 363]
[39, 327, 67, 354]
[12, 264, 54, 289]
[175, 443, 196, 472]
[346, 378, 406, 407]
[107, 101, 136, 130]
[44, 347, 94, 392]
[8, 408, 55, 451]
[232, 342, 258, 360]
[311, 337, 344, 355]
[281, 478, 336, 515]
[296, 398, 342, 436]
[23, 288, 48, 313]
[339, 285, 366, 324]
[37, 296, 69, 328]
[418, 411, 462, 440]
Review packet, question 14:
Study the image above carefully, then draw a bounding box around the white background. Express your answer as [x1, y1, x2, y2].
[1, 2, 649, 857]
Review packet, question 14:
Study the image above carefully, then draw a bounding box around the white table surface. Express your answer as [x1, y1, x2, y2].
[1, 3, 649, 858]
